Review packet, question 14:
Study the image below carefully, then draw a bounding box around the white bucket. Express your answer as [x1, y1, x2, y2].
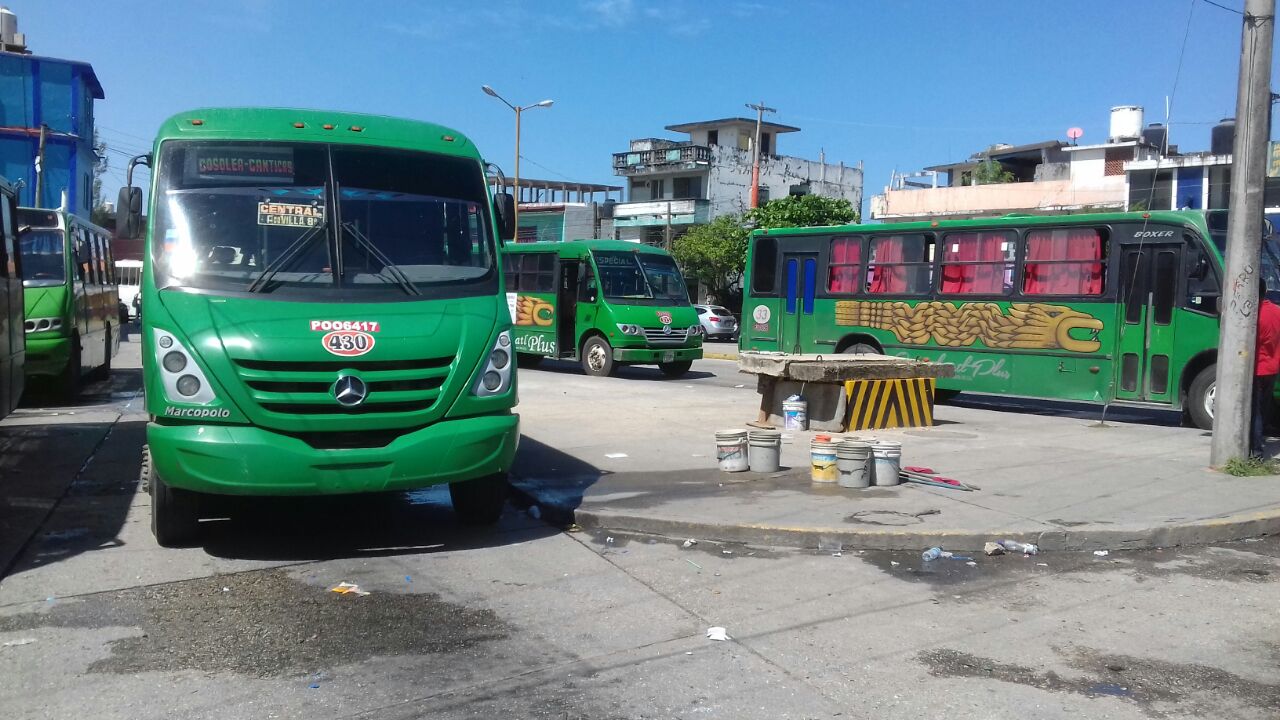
[810, 439, 838, 483]
[748, 430, 782, 473]
[871, 441, 903, 486]
[715, 430, 749, 472]
[782, 398, 808, 431]
[836, 440, 873, 488]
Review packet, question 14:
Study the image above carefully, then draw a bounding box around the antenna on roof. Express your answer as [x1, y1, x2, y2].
[1066, 127, 1084, 146]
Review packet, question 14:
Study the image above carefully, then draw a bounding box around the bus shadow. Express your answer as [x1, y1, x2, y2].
[942, 393, 1185, 428]
[506, 436, 606, 526]
[523, 359, 716, 382]
[19, 367, 143, 410]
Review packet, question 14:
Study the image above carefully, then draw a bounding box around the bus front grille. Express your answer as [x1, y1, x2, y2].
[642, 328, 691, 345]
[231, 356, 454, 418]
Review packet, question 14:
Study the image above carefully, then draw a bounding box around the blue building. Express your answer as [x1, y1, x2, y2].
[0, 50, 103, 213]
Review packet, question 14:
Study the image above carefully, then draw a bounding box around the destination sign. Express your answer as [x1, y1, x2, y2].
[258, 201, 324, 228]
[187, 146, 296, 183]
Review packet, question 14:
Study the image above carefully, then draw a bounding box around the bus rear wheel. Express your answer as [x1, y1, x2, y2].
[659, 360, 692, 378]
[841, 342, 880, 355]
[1187, 364, 1216, 431]
[449, 473, 509, 525]
[146, 447, 201, 547]
[581, 336, 615, 377]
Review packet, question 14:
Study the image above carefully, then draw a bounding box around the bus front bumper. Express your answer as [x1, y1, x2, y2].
[24, 336, 70, 377]
[148, 413, 520, 496]
[613, 346, 702, 363]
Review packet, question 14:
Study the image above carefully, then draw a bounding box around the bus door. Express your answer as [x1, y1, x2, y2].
[71, 229, 91, 341]
[780, 252, 819, 354]
[576, 260, 600, 351]
[557, 259, 579, 359]
[1115, 240, 1182, 404]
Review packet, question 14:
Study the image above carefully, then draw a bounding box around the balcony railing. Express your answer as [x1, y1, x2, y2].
[613, 144, 712, 173]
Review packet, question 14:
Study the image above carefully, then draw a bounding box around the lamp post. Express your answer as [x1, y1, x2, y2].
[482, 85, 553, 238]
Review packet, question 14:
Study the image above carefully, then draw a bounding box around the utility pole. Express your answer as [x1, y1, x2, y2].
[32, 123, 46, 208]
[1211, 0, 1275, 466]
[746, 101, 775, 208]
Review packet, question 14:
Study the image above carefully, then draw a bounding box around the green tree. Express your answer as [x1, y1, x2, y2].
[745, 193, 858, 229]
[971, 158, 1015, 185]
[90, 130, 112, 227]
[672, 214, 749, 302]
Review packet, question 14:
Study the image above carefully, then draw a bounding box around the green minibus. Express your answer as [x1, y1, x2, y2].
[501, 240, 702, 377]
[117, 108, 521, 546]
[17, 207, 119, 398]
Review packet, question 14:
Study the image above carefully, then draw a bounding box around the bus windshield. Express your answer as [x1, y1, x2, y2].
[152, 141, 495, 299]
[593, 250, 690, 305]
[19, 229, 65, 287]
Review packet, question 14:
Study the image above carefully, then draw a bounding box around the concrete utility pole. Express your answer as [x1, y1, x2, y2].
[32, 123, 46, 208]
[1211, 0, 1275, 466]
[746, 101, 775, 208]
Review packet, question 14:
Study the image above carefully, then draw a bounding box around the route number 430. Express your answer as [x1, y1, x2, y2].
[322, 330, 376, 357]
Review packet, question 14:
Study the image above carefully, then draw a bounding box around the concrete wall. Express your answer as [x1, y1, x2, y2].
[871, 177, 1127, 220]
[1069, 148, 1108, 183]
[707, 146, 862, 216]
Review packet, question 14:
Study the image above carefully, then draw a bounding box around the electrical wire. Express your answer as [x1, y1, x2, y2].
[1201, 0, 1244, 14]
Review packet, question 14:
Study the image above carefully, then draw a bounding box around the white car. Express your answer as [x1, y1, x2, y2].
[694, 304, 738, 340]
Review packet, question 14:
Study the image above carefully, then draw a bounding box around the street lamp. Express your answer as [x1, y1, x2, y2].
[482, 85, 553, 237]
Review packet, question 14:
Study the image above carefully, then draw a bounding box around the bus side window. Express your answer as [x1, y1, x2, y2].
[103, 235, 115, 284]
[578, 262, 597, 302]
[1186, 239, 1221, 314]
[503, 252, 520, 292]
[75, 232, 88, 283]
[751, 236, 778, 295]
[89, 231, 103, 285]
[1022, 228, 1106, 296]
[867, 234, 934, 294]
[826, 236, 862, 295]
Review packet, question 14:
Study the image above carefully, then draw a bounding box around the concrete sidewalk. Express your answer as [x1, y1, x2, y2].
[511, 360, 1280, 553]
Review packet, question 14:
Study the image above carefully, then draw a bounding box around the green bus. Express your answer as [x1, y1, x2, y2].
[0, 178, 23, 419]
[501, 240, 703, 378]
[740, 210, 1268, 430]
[17, 207, 120, 398]
[117, 108, 520, 546]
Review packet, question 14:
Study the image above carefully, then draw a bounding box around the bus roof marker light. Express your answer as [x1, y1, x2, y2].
[323, 124, 335, 130]
[349, 125, 363, 132]
[293, 122, 305, 128]
[190, 119, 204, 126]
[1142, 212, 1151, 219]
[442, 135, 455, 142]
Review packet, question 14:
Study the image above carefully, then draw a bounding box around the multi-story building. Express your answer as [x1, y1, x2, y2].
[610, 117, 862, 244]
[490, 175, 623, 243]
[0, 8, 103, 214]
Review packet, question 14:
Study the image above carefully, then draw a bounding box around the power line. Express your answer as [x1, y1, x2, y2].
[1200, 0, 1244, 14]
[96, 124, 152, 144]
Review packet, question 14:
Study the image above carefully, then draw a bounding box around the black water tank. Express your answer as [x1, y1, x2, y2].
[1211, 118, 1236, 155]
[1141, 123, 1167, 152]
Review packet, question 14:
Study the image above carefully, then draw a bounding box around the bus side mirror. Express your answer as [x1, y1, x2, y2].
[1191, 256, 1210, 281]
[117, 186, 143, 240]
[493, 193, 516, 242]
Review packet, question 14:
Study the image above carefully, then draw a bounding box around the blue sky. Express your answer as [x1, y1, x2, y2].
[16, 0, 1270, 215]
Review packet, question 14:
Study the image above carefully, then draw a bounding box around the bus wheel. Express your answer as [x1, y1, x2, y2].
[88, 329, 112, 382]
[449, 473, 509, 525]
[1187, 364, 1216, 431]
[146, 447, 201, 547]
[581, 336, 615, 377]
[516, 353, 544, 368]
[841, 342, 880, 355]
[58, 335, 82, 402]
[659, 360, 693, 378]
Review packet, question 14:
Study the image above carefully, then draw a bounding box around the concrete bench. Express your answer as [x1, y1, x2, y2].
[738, 352, 956, 432]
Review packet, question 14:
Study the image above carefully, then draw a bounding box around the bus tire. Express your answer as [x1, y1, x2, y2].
[516, 353, 544, 368]
[58, 334, 82, 402]
[449, 473, 509, 525]
[1187, 364, 1216, 431]
[658, 360, 693, 378]
[146, 447, 201, 547]
[841, 342, 880, 355]
[581, 336, 615, 377]
[88, 329, 112, 382]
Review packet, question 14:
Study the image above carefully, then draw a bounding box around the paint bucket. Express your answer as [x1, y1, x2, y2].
[748, 430, 782, 473]
[782, 396, 808, 431]
[715, 429, 749, 473]
[836, 440, 873, 488]
[871, 441, 903, 486]
[810, 438, 838, 483]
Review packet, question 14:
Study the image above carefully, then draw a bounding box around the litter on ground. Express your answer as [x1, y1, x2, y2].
[2, 638, 36, 647]
[329, 582, 370, 596]
[706, 627, 731, 641]
[604, 453, 629, 459]
[682, 539, 698, 548]
[984, 542, 1005, 556]
[1094, 550, 1110, 557]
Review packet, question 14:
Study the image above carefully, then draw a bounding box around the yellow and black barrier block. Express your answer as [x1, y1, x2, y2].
[844, 378, 936, 430]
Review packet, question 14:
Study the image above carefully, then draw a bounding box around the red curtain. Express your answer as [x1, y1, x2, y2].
[828, 237, 861, 294]
[941, 232, 1006, 294]
[868, 236, 906, 293]
[1024, 229, 1103, 295]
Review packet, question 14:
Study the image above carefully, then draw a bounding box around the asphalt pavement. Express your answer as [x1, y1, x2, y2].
[2, 334, 1279, 719]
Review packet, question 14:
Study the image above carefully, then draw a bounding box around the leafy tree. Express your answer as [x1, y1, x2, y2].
[90, 130, 112, 227]
[971, 158, 1015, 185]
[745, 193, 858, 229]
[672, 214, 749, 302]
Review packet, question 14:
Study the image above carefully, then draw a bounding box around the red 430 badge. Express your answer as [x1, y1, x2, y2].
[656, 311, 673, 325]
[311, 319, 379, 357]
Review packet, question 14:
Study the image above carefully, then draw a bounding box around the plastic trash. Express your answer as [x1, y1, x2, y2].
[329, 582, 370, 596]
[706, 626, 731, 641]
[1093, 549, 1110, 557]
[604, 453, 629, 459]
[940, 551, 954, 559]
[817, 537, 844, 554]
[606, 536, 615, 544]
[965, 561, 978, 567]
[2, 638, 36, 647]
[921, 547, 943, 562]
[682, 539, 698, 548]
[890, 560, 900, 566]
[984, 542, 1005, 556]
[999, 539, 1039, 555]
[949, 555, 973, 561]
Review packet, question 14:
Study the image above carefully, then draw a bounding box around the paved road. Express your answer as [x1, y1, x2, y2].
[2, 338, 1278, 719]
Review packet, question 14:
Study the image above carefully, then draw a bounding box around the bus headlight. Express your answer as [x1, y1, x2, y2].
[154, 329, 216, 405]
[687, 325, 703, 337]
[473, 331, 513, 397]
[616, 323, 643, 336]
[24, 317, 64, 334]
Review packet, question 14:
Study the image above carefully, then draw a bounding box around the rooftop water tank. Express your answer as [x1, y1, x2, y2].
[1110, 105, 1144, 142]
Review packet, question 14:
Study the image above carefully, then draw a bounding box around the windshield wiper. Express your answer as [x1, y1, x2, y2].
[340, 222, 421, 296]
[246, 221, 328, 293]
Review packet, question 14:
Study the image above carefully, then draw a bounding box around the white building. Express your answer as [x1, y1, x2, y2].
[610, 118, 862, 244]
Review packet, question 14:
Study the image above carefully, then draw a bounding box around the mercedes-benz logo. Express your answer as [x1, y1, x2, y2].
[332, 374, 368, 407]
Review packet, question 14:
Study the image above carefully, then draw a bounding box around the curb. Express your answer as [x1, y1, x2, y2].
[702, 352, 739, 361]
[570, 507, 1280, 552]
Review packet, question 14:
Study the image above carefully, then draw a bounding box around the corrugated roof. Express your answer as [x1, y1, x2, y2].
[0, 51, 104, 99]
[665, 117, 800, 134]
